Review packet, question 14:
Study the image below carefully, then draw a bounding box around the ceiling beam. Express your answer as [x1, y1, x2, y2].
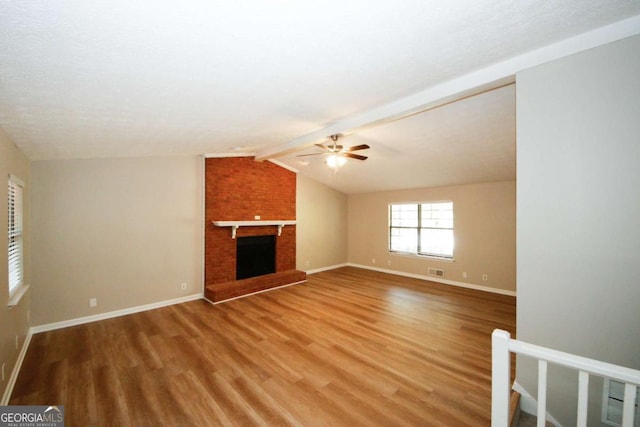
[254, 13, 640, 161]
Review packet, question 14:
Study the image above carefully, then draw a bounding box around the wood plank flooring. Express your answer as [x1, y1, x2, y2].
[10, 267, 516, 426]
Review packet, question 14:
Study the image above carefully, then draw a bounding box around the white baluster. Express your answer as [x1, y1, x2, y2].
[621, 383, 637, 427]
[576, 370, 589, 426]
[537, 360, 547, 427]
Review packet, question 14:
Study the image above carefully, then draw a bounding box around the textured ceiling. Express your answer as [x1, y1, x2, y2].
[1, 1, 639, 193]
[278, 84, 516, 193]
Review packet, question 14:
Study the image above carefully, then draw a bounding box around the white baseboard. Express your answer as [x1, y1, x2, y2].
[305, 263, 349, 275]
[31, 293, 203, 334]
[512, 381, 563, 427]
[1, 331, 33, 405]
[347, 263, 517, 297]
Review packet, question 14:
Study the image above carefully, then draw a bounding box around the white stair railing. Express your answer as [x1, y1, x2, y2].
[492, 329, 640, 427]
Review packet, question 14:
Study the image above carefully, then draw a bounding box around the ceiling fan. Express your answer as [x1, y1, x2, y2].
[297, 134, 370, 168]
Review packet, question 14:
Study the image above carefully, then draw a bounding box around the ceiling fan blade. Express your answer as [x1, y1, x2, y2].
[346, 144, 370, 152]
[343, 153, 368, 161]
[315, 143, 329, 150]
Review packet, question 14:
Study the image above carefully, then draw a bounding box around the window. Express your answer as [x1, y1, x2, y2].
[8, 175, 24, 296]
[389, 201, 454, 258]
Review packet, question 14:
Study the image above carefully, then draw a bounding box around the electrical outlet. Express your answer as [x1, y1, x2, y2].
[180, 282, 187, 291]
[482, 274, 488, 281]
[372, 258, 376, 264]
[387, 260, 392, 266]
[89, 298, 97, 308]
[305, 260, 310, 267]
[462, 272, 468, 279]
[254, 215, 261, 220]
[15, 336, 19, 350]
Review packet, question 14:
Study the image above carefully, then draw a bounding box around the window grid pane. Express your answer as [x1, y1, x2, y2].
[421, 202, 453, 229]
[419, 228, 454, 257]
[390, 204, 418, 227]
[390, 227, 418, 253]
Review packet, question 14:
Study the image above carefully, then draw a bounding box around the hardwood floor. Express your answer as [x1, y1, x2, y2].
[11, 267, 516, 426]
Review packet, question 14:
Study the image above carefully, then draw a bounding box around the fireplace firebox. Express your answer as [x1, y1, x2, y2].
[236, 235, 276, 280]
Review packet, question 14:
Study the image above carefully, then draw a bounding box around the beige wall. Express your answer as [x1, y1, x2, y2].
[516, 35, 640, 426]
[31, 156, 203, 326]
[296, 175, 348, 271]
[347, 180, 516, 293]
[0, 127, 30, 402]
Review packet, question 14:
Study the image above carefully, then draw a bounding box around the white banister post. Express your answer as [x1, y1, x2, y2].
[492, 329, 511, 427]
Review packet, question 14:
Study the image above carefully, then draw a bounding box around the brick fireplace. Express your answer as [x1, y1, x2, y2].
[204, 156, 306, 302]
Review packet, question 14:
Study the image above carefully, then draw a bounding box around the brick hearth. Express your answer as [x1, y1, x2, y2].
[205, 270, 307, 302]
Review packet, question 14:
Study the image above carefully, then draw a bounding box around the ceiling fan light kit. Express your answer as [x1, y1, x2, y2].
[326, 154, 347, 168]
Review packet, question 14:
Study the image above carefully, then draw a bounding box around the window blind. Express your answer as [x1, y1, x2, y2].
[8, 176, 24, 295]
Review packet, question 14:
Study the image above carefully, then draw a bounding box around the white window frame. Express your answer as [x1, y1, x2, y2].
[389, 201, 454, 259]
[8, 174, 28, 306]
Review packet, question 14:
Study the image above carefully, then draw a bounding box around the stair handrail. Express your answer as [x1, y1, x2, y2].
[492, 329, 640, 427]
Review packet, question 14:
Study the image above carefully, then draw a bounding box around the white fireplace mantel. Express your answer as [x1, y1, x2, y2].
[212, 220, 296, 239]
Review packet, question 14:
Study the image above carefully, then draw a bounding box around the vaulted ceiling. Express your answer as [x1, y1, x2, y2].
[1, 2, 639, 193]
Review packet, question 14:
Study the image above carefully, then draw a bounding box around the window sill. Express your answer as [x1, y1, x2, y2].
[8, 284, 30, 308]
[389, 251, 455, 263]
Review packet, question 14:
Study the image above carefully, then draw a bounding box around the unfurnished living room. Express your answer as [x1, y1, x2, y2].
[1, 2, 639, 427]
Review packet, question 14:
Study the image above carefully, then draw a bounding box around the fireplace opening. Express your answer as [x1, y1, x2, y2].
[236, 235, 276, 280]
